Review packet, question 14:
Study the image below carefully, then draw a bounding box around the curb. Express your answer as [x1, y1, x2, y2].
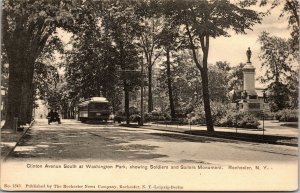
[2, 120, 35, 161]
[136, 125, 298, 147]
[122, 124, 253, 144]
[186, 130, 298, 147]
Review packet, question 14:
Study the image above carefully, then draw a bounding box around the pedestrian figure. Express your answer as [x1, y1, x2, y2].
[114, 112, 122, 123]
[136, 115, 141, 125]
[242, 90, 248, 100]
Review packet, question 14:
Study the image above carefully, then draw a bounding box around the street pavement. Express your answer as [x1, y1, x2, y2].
[5, 119, 298, 165]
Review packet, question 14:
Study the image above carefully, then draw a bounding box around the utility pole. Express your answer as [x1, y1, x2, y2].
[140, 56, 144, 126]
[118, 65, 144, 126]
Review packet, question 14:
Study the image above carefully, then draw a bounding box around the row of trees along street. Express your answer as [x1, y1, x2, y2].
[1, 0, 299, 132]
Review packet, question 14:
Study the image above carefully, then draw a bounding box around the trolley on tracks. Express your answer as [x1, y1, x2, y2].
[78, 97, 111, 123]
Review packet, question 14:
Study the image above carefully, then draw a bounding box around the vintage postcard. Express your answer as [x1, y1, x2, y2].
[0, 0, 298, 191]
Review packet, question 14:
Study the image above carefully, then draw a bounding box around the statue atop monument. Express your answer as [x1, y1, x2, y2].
[246, 47, 252, 63]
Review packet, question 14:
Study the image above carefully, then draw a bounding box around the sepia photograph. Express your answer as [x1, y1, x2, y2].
[0, 0, 298, 191]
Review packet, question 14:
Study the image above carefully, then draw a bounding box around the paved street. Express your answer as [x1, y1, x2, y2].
[7, 119, 297, 166]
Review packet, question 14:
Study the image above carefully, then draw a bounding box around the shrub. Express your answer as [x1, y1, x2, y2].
[173, 118, 189, 125]
[241, 110, 273, 120]
[219, 111, 260, 129]
[144, 112, 171, 122]
[193, 102, 230, 125]
[129, 114, 140, 122]
[129, 107, 139, 115]
[192, 102, 261, 128]
[275, 109, 298, 122]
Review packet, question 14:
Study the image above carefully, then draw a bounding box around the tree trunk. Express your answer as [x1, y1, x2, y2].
[185, 22, 214, 132]
[2, 9, 35, 129]
[27, 91, 34, 122]
[2, 22, 30, 129]
[200, 68, 214, 132]
[147, 65, 153, 113]
[120, 43, 130, 124]
[19, 83, 32, 125]
[19, 63, 35, 125]
[2, 57, 24, 129]
[124, 80, 130, 124]
[166, 49, 175, 119]
[200, 35, 214, 132]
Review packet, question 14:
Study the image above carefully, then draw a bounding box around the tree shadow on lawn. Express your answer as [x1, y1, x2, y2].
[149, 132, 220, 143]
[280, 123, 298, 128]
[184, 130, 298, 146]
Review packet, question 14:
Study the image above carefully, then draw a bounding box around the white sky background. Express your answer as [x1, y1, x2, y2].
[57, 3, 295, 85]
[209, 4, 292, 68]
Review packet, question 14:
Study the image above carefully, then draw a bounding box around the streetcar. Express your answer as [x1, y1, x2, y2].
[77, 97, 111, 123]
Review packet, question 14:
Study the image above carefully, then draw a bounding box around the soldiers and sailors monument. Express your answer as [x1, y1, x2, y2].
[233, 47, 267, 112]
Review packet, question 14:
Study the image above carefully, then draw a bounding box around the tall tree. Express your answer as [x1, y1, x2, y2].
[64, 17, 124, 115]
[228, 63, 246, 101]
[286, 69, 299, 109]
[258, 32, 293, 84]
[171, 52, 200, 113]
[139, 18, 162, 113]
[156, 17, 181, 119]
[163, 0, 261, 132]
[229, 63, 245, 90]
[208, 62, 231, 102]
[258, 31, 294, 111]
[101, 0, 141, 124]
[1, 0, 98, 129]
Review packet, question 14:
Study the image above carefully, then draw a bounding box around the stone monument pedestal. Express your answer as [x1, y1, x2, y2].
[239, 61, 261, 112]
[239, 99, 261, 112]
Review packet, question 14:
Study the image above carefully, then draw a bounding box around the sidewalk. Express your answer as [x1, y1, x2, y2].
[135, 121, 298, 147]
[0, 121, 33, 161]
